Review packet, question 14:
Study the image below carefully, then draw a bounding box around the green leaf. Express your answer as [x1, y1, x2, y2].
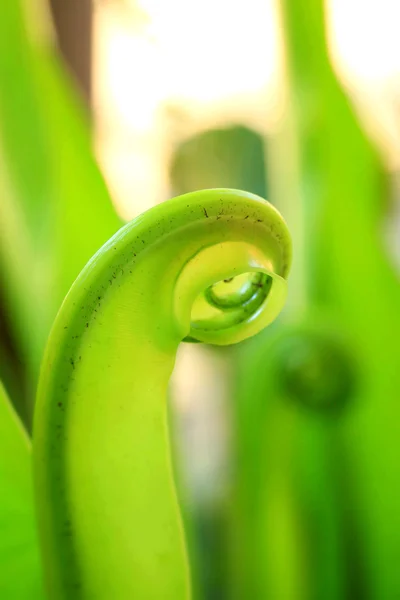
[0, 381, 44, 598]
[0, 0, 121, 412]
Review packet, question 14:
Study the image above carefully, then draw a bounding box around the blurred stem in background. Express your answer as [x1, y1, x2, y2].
[170, 126, 267, 200]
[49, 0, 92, 106]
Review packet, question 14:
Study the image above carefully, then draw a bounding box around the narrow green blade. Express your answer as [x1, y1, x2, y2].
[0, 0, 121, 414]
[0, 381, 43, 598]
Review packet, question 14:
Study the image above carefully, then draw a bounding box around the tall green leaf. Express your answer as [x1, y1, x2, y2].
[0, 0, 121, 418]
[0, 380, 43, 598]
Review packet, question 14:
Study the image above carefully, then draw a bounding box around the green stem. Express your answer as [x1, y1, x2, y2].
[272, 0, 346, 308]
[33, 189, 291, 599]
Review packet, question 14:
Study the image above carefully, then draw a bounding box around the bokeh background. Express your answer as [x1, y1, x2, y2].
[1, 0, 400, 598]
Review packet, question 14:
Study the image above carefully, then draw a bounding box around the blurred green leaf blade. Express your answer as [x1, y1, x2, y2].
[0, 381, 44, 598]
[0, 0, 122, 416]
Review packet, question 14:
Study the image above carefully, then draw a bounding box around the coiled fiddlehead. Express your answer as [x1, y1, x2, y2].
[33, 189, 291, 599]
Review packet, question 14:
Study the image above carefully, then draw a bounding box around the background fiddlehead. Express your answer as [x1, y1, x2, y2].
[33, 188, 291, 599]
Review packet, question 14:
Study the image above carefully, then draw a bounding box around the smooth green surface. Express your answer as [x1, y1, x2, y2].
[0, 381, 43, 599]
[0, 0, 121, 414]
[33, 189, 291, 599]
